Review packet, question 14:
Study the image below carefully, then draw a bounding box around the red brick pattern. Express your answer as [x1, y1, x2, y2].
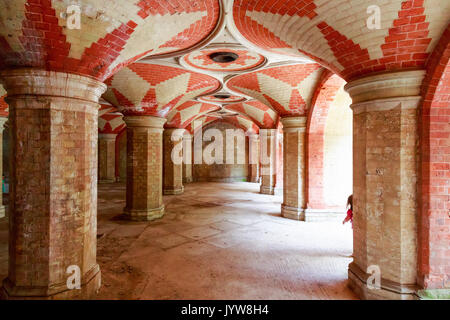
[306, 71, 345, 209]
[165, 101, 220, 129]
[98, 103, 125, 134]
[183, 48, 265, 72]
[0, 89, 8, 117]
[232, 0, 449, 80]
[104, 63, 221, 117]
[224, 100, 278, 129]
[227, 64, 323, 117]
[0, 0, 220, 81]
[418, 25, 450, 290]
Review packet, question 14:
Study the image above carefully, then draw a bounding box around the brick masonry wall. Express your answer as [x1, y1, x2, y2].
[418, 25, 450, 289]
[307, 71, 345, 209]
[193, 122, 249, 182]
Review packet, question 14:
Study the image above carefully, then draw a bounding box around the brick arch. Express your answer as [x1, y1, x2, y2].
[418, 25, 450, 290]
[306, 71, 346, 209]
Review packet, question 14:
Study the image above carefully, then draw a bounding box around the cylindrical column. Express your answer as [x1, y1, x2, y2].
[163, 128, 184, 195]
[182, 132, 193, 183]
[123, 116, 166, 221]
[259, 129, 277, 195]
[345, 70, 425, 300]
[248, 134, 260, 183]
[0, 117, 7, 219]
[280, 117, 307, 220]
[0, 69, 106, 299]
[98, 133, 117, 183]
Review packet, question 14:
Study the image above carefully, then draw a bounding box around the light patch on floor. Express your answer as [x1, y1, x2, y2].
[0, 182, 357, 300]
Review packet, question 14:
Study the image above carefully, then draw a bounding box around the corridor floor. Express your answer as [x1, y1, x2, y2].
[0, 182, 357, 300]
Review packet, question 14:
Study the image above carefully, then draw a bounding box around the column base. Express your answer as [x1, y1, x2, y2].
[260, 185, 275, 195]
[248, 176, 260, 183]
[163, 186, 184, 195]
[0, 265, 101, 300]
[281, 204, 305, 221]
[99, 179, 115, 184]
[348, 262, 418, 300]
[124, 205, 165, 221]
[303, 208, 346, 222]
[183, 177, 193, 183]
[0, 205, 5, 219]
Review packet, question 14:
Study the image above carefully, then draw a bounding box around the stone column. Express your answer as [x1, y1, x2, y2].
[259, 129, 277, 195]
[163, 128, 184, 195]
[0, 69, 106, 299]
[248, 134, 260, 183]
[280, 117, 307, 220]
[98, 133, 117, 183]
[345, 70, 424, 300]
[123, 116, 166, 221]
[182, 133, 193, 183]
[0, 117, 7, 219]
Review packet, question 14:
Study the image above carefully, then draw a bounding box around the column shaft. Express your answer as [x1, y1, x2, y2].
[163, 128, 184, 195]
[280, 117, 307, 220]
[98, 133, 116, 183]
[123, 116, 166, 221]
[182, 133, 193, 183]
[260, 129, 277, 195]
[345, 70, 424, 300]
[0, 69, 105, 299]
[248, 134, 260, 183]
[0, 117, 6, 219]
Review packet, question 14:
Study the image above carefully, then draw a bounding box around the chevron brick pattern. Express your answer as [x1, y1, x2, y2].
[225, 100, 278, 129]
[103, 63, 221, 117]
[227, 64, 323, 117]
[233, 0, 450, 80]
[165, 101, 220, 129]
[0, 0, 220, 81]
[98, 103, 125, 134]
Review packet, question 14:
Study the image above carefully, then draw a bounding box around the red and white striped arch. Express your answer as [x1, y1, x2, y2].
[98, 103, 125, 134]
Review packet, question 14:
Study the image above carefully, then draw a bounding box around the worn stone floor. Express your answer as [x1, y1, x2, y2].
[0, 182, 357, 300]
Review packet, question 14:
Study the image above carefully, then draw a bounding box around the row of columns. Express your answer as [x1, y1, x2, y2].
[0, 68, 432, 300]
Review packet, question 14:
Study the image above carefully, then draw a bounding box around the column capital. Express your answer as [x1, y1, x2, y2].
[123, 115, 166, 130]
[259, 128, 277, 137]
[164, 128, 185, 139]
[0, 68, 106, 104]
[344, 70, 425, 104]
[183, 132, 193, 140]
[280, 116, 307, 132]
[98, 133, 117, 141]
[248, 133, 260, 141]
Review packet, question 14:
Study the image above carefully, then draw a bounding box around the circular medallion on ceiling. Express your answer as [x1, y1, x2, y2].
[182, 47, 266, 72]
[198, 94, 247, 104]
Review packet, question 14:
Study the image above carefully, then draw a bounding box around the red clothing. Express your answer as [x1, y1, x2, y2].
[346, 209, 353, 223]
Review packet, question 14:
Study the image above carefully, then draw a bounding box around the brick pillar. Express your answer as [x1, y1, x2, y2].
[260, 129, 276, 195]
[0, 117, 7, 219]
[163, 128, 184, 195]
[123, 116, 166, 221]
[98, 133, 116, 183]
[182, 133, 193, 183]
[345, 70, 425, 300]
[248, 134, 260, 183]
[280, 117, 307, 220]
[0, 69, 106, 299]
